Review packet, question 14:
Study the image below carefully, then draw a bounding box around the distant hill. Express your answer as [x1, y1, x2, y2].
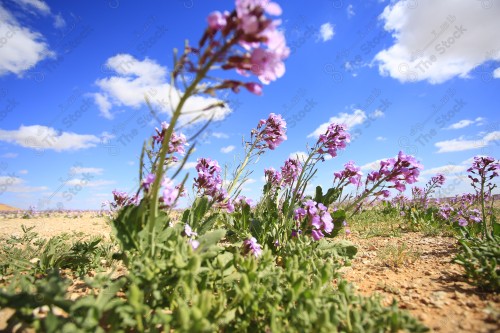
[0, 203, 21, 211]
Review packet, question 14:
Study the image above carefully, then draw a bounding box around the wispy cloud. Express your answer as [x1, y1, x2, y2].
[308, 109, 366, 138]
[65, 179, 115, 188]
[445, 117, 484, 130]
[70, 167, 104, 175]
[435, 131, 499, 153]
[347, 4, 355, 18]
[0, 125, 102, 151]
[289, 151, 308, 161]
[220, 145, 235, 153]
[212, 132, 229, 139]
[318, 22, 335, 42]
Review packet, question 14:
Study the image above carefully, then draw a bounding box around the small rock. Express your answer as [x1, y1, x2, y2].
[466, 301, 476, 308]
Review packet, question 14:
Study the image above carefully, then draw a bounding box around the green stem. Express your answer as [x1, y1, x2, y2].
[226, 140, 259, 197]
[147, 40, 235, 257]
[480, 175, 487, 238]
[346, 178, 387, 218]
[286, 148, 319, 219]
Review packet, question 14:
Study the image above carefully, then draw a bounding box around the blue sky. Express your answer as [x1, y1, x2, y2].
[0, 0, 499, 210]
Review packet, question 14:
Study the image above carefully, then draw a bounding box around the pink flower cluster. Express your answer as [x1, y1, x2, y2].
[254, 113, 287, 150]
[264, 167, 282, 187]
[438, 203, 454, 220]
[438, 193, 483, 227]
[367, 151, 422, 192]
[152, 122, 188, 161]
[294, 200, 334, 241]
[201, 0, 289, 94]
[194, 158, 223, 197]
[194, 157, 234, 212]
[107, 190, 139, 211]
[243, 237, 262, 257]
[334, 161, 363, 186]
[280, 157, 302, 186]
[431, 174, 446, 186]
[141, 173, 182, 208]
[161, 178, 182, 208]
[467, 156, 499, 196]
[467, 156, 499, 178]
[317, 123, 350, 158]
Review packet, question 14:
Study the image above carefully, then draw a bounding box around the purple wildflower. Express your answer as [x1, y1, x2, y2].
[152, 122, 189, 156]
[141, 173, 156, 191]
[161, 178, 180, 208]
[256, 113, 287, 150]
[194, 157, 223, 197]
[458, 218, 468, 227]
[207, 11, 227, 30]
[243, 237, 262, 257]
[264, 167, 282, 187]
[280, 158, 302, 186]
[294, 199, 333, 241]
[317, 123, 351, 158]
[334, 161, 363, 186]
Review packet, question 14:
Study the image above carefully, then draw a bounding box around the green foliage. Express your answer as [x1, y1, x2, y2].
[182, 196, 219, 235]
[314, 186, 341, 207]
[0, 226, 109, 277]
[454, 234, 500, 292]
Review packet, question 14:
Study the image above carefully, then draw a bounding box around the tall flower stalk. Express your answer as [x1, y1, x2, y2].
[143, 1, 289, 257]
[467, 156, 499, 237]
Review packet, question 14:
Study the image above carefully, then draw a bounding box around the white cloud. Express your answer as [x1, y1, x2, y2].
[371, 109, 385, 118]
[482, 131, 500, 143]
[360, 158, 386, 170]
[308, 109, 366, 138]
[13, 0, 50, 15]
[434, 131, 500, 153]
[446, 117, 484, 130]
[212, 132, 229, 139]
[494, 67, 500, 79]
[94, 54, 232, 124]
[435, 137, 486, 153]
[0, 176, 23, 186]
[0, 176, 47, 193]
[18, 169, 28, 174]
[53, 13, 66, 28]
[289, 151, 308, 161]
[347, 4, 355, 18]
[374, 0, 500, 84]
[421, 164, 467, 176]
[70, 167, 104, 175]
[376, 136, 387, 141]
[65, 179, 115, 188]
[0, 5, 55, 76]
[0, 125, 101, 151]
[319, 23, 335, 42]
[220, 145, 235, 153]
[183, 161, 198, 169]
[245, 178, 257, 184]
[93, 93, 113, 119]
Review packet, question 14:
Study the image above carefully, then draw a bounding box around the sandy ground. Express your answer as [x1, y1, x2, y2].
[341, 233, 500, 333]
[0, 215, 499, 332]
[0, 213, 112, 239]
